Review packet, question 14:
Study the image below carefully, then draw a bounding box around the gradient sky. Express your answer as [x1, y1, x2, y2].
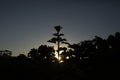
[0, 0, 120, 56]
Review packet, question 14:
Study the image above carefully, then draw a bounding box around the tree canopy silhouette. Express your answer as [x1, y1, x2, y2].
[0, 31, 120, 80]
[28, 45, 56, 63]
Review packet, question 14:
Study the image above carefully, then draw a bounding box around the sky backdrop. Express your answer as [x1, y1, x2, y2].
[0, 0, 120, 56]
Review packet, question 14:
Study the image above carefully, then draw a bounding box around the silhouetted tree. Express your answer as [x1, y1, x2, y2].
[0, 50, 12, 57]
[68, 43, 81, 63]
[107, 32, 120, 61]
[68, 40, 96, 63]
[48, 26, 69, 58]
[114, 32, 120, 52]
[93, 36, 109, 51]
[37, 45, 55, 63]
[1, 32, 120, 80]
[28, 45, 56, 63]
[28, 48, 38, 59]
[17, 54, 27, 59]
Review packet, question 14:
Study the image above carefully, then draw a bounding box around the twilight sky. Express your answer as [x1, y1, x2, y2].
[0, 0, 120, 56]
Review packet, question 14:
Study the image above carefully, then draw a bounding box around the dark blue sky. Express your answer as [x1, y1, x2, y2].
[0, 0, 120, 56]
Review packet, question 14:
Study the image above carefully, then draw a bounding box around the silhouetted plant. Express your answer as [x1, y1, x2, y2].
[68, 40, 96, 63]
[17, 54, 27, 60]
[0, 50, 12, 57]
[68, 43, 81, 63]
[48, 26, 69, 58]
[37, 45, 55, 63]
[93, 36, 108, 50]
[28, 48, 38, 59]
[28, 45, 56, 63]
[107, 32, 120, 60]
[1, 31, 120, 80]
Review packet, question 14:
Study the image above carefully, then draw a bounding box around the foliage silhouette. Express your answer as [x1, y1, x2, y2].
[28, 45, 57, 63]
[28, 48, 38, 59]
[0, 31, 120, 80]
[37, 45, 55, 63]
[0, 50, 12, 57]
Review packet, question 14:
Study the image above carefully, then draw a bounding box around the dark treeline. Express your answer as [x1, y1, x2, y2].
[0, 32, 120, 80]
